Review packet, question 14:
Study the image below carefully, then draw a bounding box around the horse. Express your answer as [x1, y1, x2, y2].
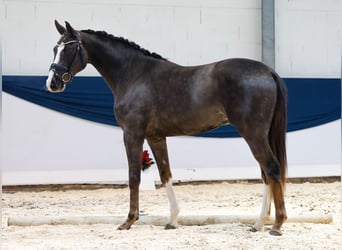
[46, 21, 287, 236]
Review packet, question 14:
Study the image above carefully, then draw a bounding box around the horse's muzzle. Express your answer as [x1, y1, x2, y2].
[46, 75, 66, 93]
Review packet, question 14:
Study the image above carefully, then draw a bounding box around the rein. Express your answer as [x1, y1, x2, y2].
[49, 36, 84, 84]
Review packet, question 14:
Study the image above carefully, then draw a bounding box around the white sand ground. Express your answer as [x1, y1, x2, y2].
[2, 181, 341, 249]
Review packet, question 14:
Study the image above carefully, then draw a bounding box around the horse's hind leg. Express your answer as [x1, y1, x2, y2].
[269, 178, 287, 236]
[245, 137, 287, 235]
[251, 182, 272, 232]
[147, 137, 180, 229]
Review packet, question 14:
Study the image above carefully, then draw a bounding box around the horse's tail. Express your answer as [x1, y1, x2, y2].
[269, 72, 287, 187]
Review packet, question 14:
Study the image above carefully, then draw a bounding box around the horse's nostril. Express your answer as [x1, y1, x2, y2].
[50, 82, 58, 91]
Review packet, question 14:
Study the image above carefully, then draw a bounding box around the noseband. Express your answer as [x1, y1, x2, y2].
[49, 35, 84, 84]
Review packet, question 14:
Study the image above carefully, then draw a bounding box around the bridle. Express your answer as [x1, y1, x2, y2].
[49, 33, 85, 84]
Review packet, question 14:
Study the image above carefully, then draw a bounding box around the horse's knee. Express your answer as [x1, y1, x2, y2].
[128, 174, 141, 189]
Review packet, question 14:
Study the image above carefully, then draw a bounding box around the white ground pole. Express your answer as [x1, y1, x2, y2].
[7, 214, 333, 227]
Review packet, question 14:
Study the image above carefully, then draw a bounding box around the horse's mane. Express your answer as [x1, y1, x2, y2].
[81, 29, 166, 60]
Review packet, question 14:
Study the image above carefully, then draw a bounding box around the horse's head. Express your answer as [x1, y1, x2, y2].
[46, 21, 88, 93]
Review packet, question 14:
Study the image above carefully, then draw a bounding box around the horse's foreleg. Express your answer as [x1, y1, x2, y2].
[147, 137, 179, 229]
[117, 182, 140, 230]
[118, 131, 144, 230]
[252, 183, 271, 232]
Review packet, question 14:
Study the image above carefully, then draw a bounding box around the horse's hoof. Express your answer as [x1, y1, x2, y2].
[117, 223, 131, 230]
[269, 229, 282, 236]
[250, 223, 264, 232]
[165, 223, 177, 230]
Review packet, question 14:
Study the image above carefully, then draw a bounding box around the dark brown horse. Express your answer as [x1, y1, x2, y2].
[46, 21, 287, 236]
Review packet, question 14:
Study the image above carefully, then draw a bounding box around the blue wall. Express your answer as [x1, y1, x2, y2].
[3, 75, 341, 138]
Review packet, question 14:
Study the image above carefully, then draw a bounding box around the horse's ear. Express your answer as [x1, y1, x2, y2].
[65, 21, 78, 39]
[55, 20, 66, 35]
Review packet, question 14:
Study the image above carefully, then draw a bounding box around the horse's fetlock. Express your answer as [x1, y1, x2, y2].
[279, 212, 287, 222]
[128, 212, 138, 221]
[252, 221, 265, 232]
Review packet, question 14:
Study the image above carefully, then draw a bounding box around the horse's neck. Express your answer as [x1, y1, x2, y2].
[82, 34, 138, 93]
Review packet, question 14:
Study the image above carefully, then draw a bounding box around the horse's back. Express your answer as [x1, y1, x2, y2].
[145, 58, 280, 137]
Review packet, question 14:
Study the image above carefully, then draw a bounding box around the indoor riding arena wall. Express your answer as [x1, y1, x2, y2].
[2, 0, 341, 185]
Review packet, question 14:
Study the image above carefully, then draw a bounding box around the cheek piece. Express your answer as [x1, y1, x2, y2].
[49, 34, 85, 84]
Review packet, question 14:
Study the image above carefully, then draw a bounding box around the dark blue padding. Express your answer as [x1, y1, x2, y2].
[3, 75, 341, 138]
